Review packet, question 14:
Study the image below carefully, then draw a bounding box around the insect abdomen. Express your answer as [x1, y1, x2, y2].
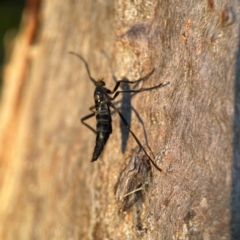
[92, 103, 112, 161]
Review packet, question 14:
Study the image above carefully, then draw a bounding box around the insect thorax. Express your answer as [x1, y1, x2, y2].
[94, 86, 107, 103]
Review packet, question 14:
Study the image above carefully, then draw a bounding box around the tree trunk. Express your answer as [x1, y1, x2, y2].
[0, 0, 239, 239]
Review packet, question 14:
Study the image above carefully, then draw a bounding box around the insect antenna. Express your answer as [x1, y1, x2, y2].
[69, 51, 97, 84]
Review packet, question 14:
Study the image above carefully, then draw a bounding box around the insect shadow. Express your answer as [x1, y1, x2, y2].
[101, 51, 153, 155]
[69, 51, 169, 171]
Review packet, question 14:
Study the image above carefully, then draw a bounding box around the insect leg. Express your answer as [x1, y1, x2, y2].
[110, 103, 162, 172]
[69, 51, 97, 84]
[81, 105, 99, 134]
[110, 81, 170, 101]
[101, 50, 142, 92]
[107, 69, 155, 94]
[81, 113, 96, 134]
[131, 106, 154, 157]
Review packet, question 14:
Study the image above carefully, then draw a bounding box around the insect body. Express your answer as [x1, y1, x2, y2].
[93, 83, 112, 161]
[70, 51, 168, 171]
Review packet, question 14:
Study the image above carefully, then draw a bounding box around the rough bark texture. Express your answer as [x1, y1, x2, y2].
[0, 0, 239, 239]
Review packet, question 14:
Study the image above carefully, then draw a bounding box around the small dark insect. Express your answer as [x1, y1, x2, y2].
[70, 51, 168, 171]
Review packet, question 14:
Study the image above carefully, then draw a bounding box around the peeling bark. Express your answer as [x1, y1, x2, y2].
[0, 0, 239, 239]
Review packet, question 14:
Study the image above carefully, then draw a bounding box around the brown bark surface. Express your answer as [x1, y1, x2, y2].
[0, 0, 239, 239]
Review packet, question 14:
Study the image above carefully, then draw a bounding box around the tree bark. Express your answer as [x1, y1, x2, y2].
[0, 0, 239, 239]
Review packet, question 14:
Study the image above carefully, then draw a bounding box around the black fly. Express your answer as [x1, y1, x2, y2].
[70, 52, 167, 171]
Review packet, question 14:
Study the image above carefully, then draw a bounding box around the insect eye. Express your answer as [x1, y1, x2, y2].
[100, 80, 105, 86]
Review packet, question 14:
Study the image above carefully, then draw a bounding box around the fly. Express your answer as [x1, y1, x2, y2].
[70, 52, 168, 171]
